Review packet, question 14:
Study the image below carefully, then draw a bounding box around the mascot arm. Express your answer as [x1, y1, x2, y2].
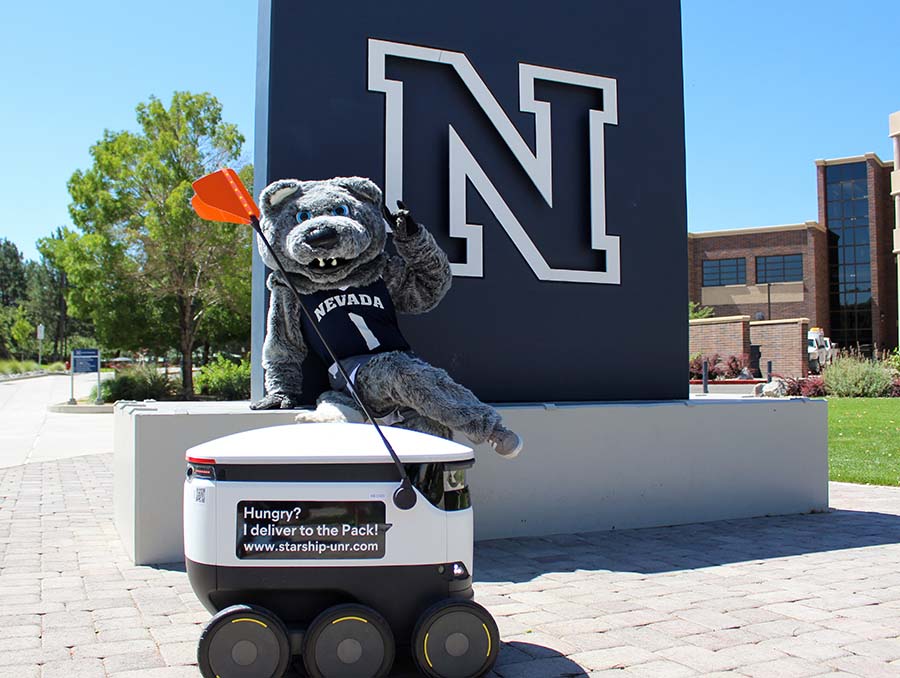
[385, 225, 452, 314]
[251, 277, 308, 410]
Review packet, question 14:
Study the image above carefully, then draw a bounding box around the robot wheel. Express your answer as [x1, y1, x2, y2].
[302, 603, 395, 678]
[197, 604, 291, 678]
[412, 599, 500, 678]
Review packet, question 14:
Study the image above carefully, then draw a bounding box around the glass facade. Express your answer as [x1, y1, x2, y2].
[757, 254, 803, 283]
[703, 258, 746, 287]
[825, 162, 872, 349]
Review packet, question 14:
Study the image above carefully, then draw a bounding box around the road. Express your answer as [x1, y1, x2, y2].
[0, 373, 113, 468]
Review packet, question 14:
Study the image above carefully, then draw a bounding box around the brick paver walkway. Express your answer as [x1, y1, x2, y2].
[1, 454, 898, 677]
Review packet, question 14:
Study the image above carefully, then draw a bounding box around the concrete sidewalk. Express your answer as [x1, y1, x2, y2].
[0, 374, 113, 468]
[0, 450, 898, 678]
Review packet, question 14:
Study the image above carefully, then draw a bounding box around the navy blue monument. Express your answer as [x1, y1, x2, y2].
[252, 0, 688, 405]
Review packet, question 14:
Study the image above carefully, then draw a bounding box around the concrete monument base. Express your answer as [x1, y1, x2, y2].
[113, 397, 827, 565]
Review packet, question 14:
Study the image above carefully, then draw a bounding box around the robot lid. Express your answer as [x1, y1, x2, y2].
[186, 422, 474, 465]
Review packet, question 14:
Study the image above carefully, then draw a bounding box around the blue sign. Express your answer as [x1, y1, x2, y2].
[72, 349, 100, 374]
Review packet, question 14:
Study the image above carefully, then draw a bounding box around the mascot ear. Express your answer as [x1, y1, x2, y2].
[336, 177, 382, 206]
[259, 179, 303, 214]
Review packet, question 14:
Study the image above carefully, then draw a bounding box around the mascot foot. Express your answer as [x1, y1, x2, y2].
[488, 425, 523, 459]
[250, 393, 300, 410]
[294, 401, 366, 425]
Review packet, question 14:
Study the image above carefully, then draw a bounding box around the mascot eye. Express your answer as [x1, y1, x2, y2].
[296, 211, 312, 223]
[331, 205, 350, 217]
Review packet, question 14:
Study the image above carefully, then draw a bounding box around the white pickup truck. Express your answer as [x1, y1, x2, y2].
[808, 327, 828, 373]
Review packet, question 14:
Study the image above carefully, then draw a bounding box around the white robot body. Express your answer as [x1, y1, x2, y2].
[183, 423, 496, 678]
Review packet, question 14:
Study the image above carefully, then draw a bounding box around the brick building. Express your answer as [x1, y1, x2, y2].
[689, 153, 898, 353]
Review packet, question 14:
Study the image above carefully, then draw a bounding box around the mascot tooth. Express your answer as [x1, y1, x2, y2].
[250, 176, 523, 458]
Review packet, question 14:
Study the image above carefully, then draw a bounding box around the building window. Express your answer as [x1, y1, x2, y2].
[757, 254, 803, 283]
[702, 258, 746, 286]
[825, 161, 872, 349]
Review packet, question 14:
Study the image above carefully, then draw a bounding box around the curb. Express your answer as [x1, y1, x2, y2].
[688, 379, 766, 385]
[0, 371, 69, 383]
[47, 402, 114, 414]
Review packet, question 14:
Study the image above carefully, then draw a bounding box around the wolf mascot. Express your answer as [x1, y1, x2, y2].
[249, 176, 522, 458]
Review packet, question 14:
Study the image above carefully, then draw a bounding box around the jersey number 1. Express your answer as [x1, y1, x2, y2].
[347, 313, 381, 351]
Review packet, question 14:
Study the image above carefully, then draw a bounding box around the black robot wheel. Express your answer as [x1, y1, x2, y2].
[197, 604, 291, 678]
[412, 599, 500, 678]
[302, 603, 395, 678]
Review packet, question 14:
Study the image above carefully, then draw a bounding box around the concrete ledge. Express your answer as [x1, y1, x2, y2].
[114, 399, 828, 565]
[48, 402, 115, 413]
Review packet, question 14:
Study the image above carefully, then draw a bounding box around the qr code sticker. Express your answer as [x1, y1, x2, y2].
[194, 487, 206, 503]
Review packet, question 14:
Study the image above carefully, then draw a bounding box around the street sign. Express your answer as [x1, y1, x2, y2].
[69, 348, 102, 406]
[36, 324, 44, 340]
[72, 348, 100, 374]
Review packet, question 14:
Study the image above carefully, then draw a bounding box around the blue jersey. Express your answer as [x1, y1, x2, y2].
[298, 280, 411, 365]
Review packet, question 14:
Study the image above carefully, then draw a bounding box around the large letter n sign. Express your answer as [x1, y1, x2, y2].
[257, 0, 688, 403]
[368, 39, 620, 284]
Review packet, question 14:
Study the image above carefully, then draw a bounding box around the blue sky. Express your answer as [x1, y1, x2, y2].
[1, 0, 898, 262]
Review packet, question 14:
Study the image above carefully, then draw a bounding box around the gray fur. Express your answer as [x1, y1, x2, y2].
[252, 176, 507, 445]
[355, 351, 500, 443]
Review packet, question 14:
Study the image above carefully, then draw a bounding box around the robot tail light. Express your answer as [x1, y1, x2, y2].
[187, 456, 217, 465]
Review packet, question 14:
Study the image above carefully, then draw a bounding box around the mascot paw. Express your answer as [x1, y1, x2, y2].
[249, 393, 300, 410]
[487, 425, 523, 459]
[294, 401, 367, 424]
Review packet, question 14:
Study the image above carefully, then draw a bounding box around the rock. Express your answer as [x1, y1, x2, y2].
[752, 383, 765, 397]
[762, 379, 787, 397]
[737, 367, 754, 380]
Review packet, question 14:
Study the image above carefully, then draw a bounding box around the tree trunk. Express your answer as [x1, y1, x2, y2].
[58, 272, 68, 361]
[178, 296, 195, 399]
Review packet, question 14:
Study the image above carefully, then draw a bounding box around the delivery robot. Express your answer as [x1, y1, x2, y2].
[184, 422, 500, 678]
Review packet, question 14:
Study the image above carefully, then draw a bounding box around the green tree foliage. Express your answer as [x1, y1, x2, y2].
[689, 301, 714, 319]
[26, 228, 90, 361]
[0, 306, 14, 359]
[63, 92, 251, 397]
[10, 306, 34, 359]
[0, 239, 27, 307]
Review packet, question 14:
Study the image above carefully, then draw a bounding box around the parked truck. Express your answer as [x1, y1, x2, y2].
[808, 327, 828, 373]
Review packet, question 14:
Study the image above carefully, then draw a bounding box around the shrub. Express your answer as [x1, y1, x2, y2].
[0, 359, 41, 375]
[886, 348, 900, 376]
[823, 355, 893, 398]
[92, 365, 178, 403]
[689, 353, 719, 380]
[717, 355, 746, 379]
[45, 362, 66, 373]
[773, 375, 802, 396]
[195, 356, 251, 400]
[799, 375, 826, 397]
[0, 360, 22, 375]
[890, 378, 900, 398]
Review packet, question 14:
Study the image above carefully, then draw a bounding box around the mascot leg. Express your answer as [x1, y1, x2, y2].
[356, 352, 521, 456]
[394, 411, 453, 441]
[294, 390, 366, 424]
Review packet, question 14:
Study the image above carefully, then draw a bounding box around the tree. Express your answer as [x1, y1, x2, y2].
[65, 92, 250, 396]
[0, 239, 27, 307]
[0, 306, 14, 359]
[10, 305, 34, 360]
[689, 301, 714, 320]
[26, 228, 91, 361]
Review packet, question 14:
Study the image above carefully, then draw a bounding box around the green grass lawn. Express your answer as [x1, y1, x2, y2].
[829, 398, 900, 486]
